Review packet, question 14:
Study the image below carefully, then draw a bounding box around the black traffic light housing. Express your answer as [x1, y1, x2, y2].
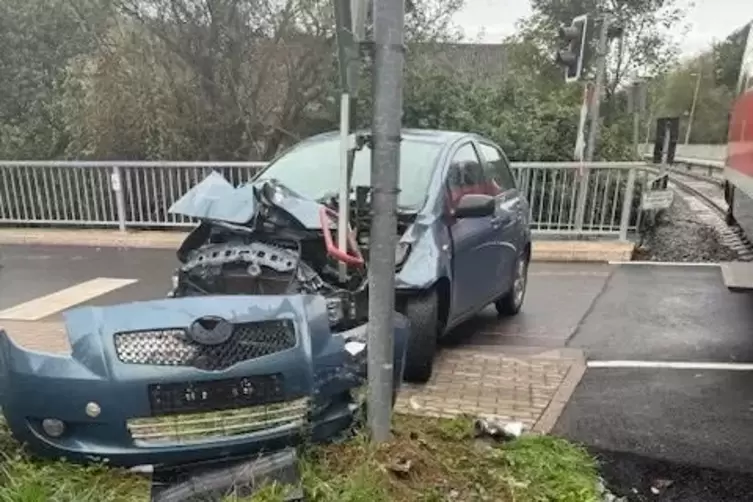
[556, 14, 589, 83]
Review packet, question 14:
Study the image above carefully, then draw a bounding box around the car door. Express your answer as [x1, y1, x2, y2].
[477, 141, 525, 297]
[445, 142, 499, 317]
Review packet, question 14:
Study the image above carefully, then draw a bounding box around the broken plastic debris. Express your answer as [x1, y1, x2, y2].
[650, 478, 673, 495]
[129, 465, 154, 475]
[344, 341, 366, 356]
[473, 418, 525, 441]
[388, 458, 413, 476]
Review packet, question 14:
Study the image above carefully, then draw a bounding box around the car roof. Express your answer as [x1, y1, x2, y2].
[301, 128, 480, 146]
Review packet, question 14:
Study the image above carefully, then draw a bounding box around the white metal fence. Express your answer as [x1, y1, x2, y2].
[0, 160, 647, 239]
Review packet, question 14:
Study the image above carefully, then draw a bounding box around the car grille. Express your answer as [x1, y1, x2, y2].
[113, 320, 296, 371]
[127, 398, 309, 446]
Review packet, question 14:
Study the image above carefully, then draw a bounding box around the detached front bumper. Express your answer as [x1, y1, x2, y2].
[0, 294, 409, 468]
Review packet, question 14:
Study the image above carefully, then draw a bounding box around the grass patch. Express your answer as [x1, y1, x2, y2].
[297, 414, 602, 502]
[0, 420, 150, 502]
[0, 414, 601, 502]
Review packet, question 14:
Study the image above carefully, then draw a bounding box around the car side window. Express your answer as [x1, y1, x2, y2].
[446, 143, 487, 208]
[479, 143, 516, 192]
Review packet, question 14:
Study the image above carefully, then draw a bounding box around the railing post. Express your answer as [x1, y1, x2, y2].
[574, 166, 590, 232]
[619, 167, 637, 241]
[111, 166, 127, 233]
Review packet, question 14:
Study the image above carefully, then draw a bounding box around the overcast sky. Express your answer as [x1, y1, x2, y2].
[453, 0, 753, 57]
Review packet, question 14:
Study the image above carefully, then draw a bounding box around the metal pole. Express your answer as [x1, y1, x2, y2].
[575, 15, 610, 232]
[585, 16, 609, 162]
[685, 68, 702, 144]
[633, 105, 641, 160]
[111, 166, 127, 232]
[631, 82, 644, 160]
[660, 121, 671, 188]
[619, 167, 636, 241]
[368, 0, 404, 442]
[338, 95, 352, 281]
[333, 0, 360, 282]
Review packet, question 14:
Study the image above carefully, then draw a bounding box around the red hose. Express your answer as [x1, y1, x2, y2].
[319, 207, 365, 267]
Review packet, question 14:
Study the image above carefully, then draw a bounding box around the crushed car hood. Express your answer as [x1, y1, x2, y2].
[168, 172, 325, 229]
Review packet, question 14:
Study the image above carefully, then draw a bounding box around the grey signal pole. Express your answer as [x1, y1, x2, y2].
[368, 0, 405, 442]
[575, 14, 611, 231]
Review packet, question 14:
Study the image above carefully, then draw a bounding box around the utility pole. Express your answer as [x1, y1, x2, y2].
[333, 0, 362, 282]
[585, 16, 610, 163]
[368, 0, 405, 442]
[630, 80, 646, 160]
[685, 68, 702, 144]
[574, 15, 612, 232]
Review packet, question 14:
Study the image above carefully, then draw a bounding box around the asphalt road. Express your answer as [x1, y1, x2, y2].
[0, 244, 612, 342]
[0, 244, 175, 314]
[555, 263, 753, 500]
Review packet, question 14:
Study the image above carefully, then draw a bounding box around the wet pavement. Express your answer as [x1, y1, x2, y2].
[0, 244, 612, 337]
[555, 263, 753, 500]
[0, 244, 175, 315]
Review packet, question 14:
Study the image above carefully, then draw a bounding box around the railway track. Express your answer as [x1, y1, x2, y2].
[660, 169, 753, 261]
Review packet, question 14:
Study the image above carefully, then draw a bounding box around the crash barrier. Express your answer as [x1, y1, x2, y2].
[0, 160, 647, 239]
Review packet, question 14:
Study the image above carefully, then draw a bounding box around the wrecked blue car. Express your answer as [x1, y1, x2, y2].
[0, 295, 408, 468]
[168, 129, 532, 383]
[0, 144, 413, 467]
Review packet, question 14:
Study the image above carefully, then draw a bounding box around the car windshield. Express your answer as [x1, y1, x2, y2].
[255, 136, 444, 210]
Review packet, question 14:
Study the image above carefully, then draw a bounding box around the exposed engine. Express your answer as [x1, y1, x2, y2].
[168, 178, 374, 332]
[167, 175, 415, 332]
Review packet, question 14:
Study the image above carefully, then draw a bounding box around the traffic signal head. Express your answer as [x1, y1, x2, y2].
[556, 14, 589, 83]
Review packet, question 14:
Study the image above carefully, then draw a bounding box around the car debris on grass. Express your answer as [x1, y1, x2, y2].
[0, 414, 604, 502]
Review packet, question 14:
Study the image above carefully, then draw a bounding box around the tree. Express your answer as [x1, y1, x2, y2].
[59, 0, 476, 161]
[524, 0, 688, 96]
[0, 0, 108, 159]
[712, 22, 751, 91]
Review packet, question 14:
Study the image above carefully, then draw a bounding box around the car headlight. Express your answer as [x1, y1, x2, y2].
[395, 242, 412, 267]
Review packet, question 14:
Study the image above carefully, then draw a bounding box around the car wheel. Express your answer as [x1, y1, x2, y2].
[495, 251, 529, 316]
[402, 288, 439, 384]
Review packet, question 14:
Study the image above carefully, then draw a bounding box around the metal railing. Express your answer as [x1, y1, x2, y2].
[0, 160, 646, 240]
[0, 161, 266, 231]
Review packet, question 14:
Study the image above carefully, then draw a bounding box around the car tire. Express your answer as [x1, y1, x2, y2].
[495, 251, 529, 317]
[402, 288, 439, 384]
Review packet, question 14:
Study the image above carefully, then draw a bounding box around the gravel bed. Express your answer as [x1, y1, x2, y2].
[633, 194, 739, 263]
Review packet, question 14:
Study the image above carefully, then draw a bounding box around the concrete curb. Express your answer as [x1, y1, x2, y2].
[0, 229, 635, 263]
[531, 349, 587, 434]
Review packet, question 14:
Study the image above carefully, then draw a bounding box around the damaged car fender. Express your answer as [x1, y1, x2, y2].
[0, 295, 409, 467]
[395, 214, 452, 293]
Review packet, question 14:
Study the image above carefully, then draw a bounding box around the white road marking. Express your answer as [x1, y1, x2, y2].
[607, 261, 721, 267]
[0, 278, 138, 321]
[588, 360, 753, 371]
[530, 271, 611, 277]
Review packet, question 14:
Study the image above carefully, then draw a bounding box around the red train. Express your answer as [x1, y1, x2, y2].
[722, 22, 753, 288]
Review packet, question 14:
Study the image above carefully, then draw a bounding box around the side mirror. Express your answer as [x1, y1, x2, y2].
[454, 194, 495, 219]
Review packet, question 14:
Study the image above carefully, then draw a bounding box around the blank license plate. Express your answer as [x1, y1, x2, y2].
[148, 374, 285, 416]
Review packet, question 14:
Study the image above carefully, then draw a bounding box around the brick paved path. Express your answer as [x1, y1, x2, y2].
[395, 348, 585, 433]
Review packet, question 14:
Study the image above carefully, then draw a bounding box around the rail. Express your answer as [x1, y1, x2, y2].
[0, 160, 648, 240]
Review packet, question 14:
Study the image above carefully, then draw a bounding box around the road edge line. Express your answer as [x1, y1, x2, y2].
[587, 360, 753, 370]
[608, 260, 721, 267]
